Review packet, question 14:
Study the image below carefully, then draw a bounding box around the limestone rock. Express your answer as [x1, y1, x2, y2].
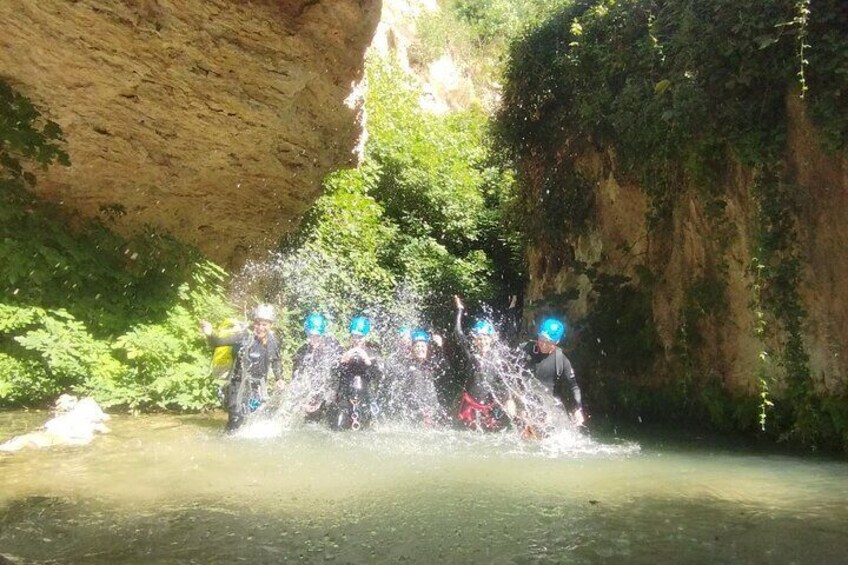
[0, 0, 382, 266]
[524, 95, 848, 398]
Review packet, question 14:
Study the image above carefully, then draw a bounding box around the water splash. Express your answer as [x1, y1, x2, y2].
[227, 249, 639, 459]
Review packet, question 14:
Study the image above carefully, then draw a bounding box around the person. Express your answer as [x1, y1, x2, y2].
[381, 328, 446, 426]
[397, 325, 412, 348]
[453, 295, 510, 431]
[330, 315, 382, 430]
[518, 317, 585, 427]
[201, 304, 282, 431]
[290, 312, 342, 420]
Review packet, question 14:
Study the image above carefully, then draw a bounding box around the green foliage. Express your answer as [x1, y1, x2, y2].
[452, 0, 552, 43]
[497, 0, 848, 449]
[804, 4, 848, 151]
[0, 192, 233, 410]
[0, 81, 234, 411]
[288, 165, 399, 313]
[0, 304, 123, 404]
[497, 0, 847, 232]
[1, 79, 69, 191]
[0, 262, 231, 410]
[413, 0, 570, 92]
[747, 165, 834, 447]
[110, 262, 233, 410]
[285, 57, 523, 326]
[0, 193, 211, 335]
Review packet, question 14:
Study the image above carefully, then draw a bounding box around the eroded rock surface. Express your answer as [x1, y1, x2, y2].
[0, 0, 382, 265]
[524, 96, 847, 398]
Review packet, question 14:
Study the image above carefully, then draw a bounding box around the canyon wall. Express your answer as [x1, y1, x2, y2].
[0, 0, 382, 265]
[525, 96, 847, 402]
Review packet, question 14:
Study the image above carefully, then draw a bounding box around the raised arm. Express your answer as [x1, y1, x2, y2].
[503, 294, 521, 345]
[559, 356, 584, 425]
[200, 321, 243, 347]
[453, 295, 474, 363]
[453, 295, 465, 340]
[270, 336, 283, 381]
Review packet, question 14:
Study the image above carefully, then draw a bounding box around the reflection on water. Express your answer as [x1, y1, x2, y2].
[1, 412, 846, 563]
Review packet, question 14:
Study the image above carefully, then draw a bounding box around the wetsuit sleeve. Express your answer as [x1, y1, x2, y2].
[454, 308, 474, 363]
[561, 355, 582, 409]
[368, 345, 384, 394]
[207, 331, 244, 348]
[373, 351, 384, 377]
[503, 301, 521, 345]
[291, 346, 306, 382]
[321, 338, 343, 374]
[432, 350, 446, 376]
[271, 342, 283, 381]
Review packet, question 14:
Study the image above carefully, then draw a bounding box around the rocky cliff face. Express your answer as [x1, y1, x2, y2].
[0, 0, 382, 266]
[788, 98, 848, 396]
[525, 96, 847, 401]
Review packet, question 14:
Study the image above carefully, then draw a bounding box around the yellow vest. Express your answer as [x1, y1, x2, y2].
[211, 319, 245, 380]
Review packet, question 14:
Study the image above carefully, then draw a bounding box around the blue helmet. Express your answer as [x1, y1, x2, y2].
[304, 313, 327, 336]
[410, 329, 430, 343]
[471, 319, 495, 337]
[538, 318, 566, 343]
[349, 316, 371, 337]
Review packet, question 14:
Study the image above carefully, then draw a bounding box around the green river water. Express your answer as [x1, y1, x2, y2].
[1, 411, 846, 564]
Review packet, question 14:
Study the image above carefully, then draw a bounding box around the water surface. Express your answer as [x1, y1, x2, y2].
[1, 412, 845, 564]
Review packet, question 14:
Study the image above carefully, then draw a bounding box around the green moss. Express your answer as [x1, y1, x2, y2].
[497, 0, 848, 450]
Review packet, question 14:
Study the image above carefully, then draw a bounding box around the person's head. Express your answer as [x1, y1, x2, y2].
[409, 328, 430, 360]
[304, 312, 328, 346]
[348, 316, 371, 344]
[536, 318, 565, 354]
[398, 325, 412, 347]
[253, 304, 276, 339]
[471, 319, 495, 354]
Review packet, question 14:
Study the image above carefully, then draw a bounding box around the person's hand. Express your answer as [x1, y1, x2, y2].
[454, 295, 464, 310]
[200, 320, 213, 337]
[356, 347, 372, 366]
[572, 408, 585, 427]
[509, 295, 518, 309]
[342, 348, 367, 363]
[432, 333, 444, 347]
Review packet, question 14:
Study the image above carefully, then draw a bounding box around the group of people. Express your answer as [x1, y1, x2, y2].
[200, 296, 584, 436]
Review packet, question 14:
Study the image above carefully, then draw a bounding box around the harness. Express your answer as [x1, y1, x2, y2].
[457, 391, 502, 430]
[231, 332, 278, 413]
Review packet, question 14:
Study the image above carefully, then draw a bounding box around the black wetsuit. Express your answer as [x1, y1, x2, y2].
[454, 309, 509, 429]
[454, 310, 504, 401]
[292, 338, 342, 383]
[519, 341, 582, 412]
[290, 337, 342, 419]
[331, 342, 382, 430]
[208, 330, 282, 431]
[383, 353, 444, 423]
